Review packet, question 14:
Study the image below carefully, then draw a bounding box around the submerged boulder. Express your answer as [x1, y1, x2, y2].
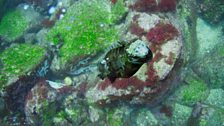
[0, 5, 40, 42]
[192, 43, 224, 88]
[197, 0, 224, 25]
[0, 44, 46, 90]
[47, 0, 127, 74]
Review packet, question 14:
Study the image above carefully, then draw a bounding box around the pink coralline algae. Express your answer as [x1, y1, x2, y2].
[157, 0, 177, 12]
[146, 23, 179, 44]
[129, 0, 157, 12]
[129, 14, 146, 37]
[130, 22, 146, 37]
[129, 0, 177, 12]
[98, 77, 146, 90]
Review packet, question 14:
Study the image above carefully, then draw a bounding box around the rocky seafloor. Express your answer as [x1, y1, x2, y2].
[0, 0, 224, 126]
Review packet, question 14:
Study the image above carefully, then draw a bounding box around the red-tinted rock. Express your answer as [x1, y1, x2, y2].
[129, 0, 157, 12]
[129, 22, 146, 37]
[146, 23, 179, 44]
[158, 0, 177, 12]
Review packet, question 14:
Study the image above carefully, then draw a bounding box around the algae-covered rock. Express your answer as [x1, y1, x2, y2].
[193, 44, 224, 88]
[188, 104, 224, 126]
[106, 106, 131, 126]
[25, 80, 90, 125]
[171, 103, 192, 126]
[0, 10, 28, 41]
[196, 18, 224, 57]
[175, 72, 209, 106]
[0, 6, 40, 42]
[204, 89, 224, 109]
[198, 0, 224, 24]
[47, 0, 126, 72]
[176, 0, 197, 64]
[135, 109, 158, 126]
[0, 44, 46, 89]
[111, 0, 128, 23]
[106, 108, 124, 126]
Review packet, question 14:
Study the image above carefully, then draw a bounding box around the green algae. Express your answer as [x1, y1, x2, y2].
[42, 101, 57, 126]
[0, 10, 30, 41]
[111, 0, 128, 23]
[193, 105, 224, 126]
[47, 0, 124, 69]
[0, 44, 46, 88]
[107, 109, 123, 126]
[175, 73, 209, 106]
[182, 76, 208, 105]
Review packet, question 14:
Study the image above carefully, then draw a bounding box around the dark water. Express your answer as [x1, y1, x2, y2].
[0, 0, 224, 126]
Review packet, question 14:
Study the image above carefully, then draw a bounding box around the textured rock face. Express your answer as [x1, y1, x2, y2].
[0, 4, 40, 42]
[197, 0, 224, 25]
[135, 109, 158, 126]
[24, 80, 57, 124]
[188, 103, 224, 126]
[171, 103, 192, 126]
[192, 44, 224, 88]
[0, 44, 46, 89]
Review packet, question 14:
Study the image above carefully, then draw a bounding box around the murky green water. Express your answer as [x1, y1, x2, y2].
[0, 0, 224, 126]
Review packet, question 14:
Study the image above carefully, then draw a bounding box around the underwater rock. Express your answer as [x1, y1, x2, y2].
[106, 106, 131, 126]
[4, 76, 41, 120]
[24, 80, 58, 124]
[24, 79, 77, 125]
[0, 44, 46, 90]
[204, 89, 224, 109]
[35, 28, 49, 46]
[188, 103, 224, 126]
[196, 18, 224, 58]
[0, 44, 51, 125]
[197, 0, 224, 25]
[192, 43, 224, 88]
[24, 77, 92, 125]
[174, 71, 209, 106]
[135, 108, 159, 126]
[47, 0, 126, 74]
[171, 103, 192, 126]
[0, 4, 40, 42]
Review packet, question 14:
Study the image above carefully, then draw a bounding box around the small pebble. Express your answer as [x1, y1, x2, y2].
[64, 77, 73, 86]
